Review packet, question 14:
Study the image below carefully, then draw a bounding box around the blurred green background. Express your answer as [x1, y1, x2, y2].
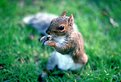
[0, 0, 121, 82]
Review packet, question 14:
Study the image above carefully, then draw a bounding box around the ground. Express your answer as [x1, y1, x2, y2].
[0, 0, 121, 82]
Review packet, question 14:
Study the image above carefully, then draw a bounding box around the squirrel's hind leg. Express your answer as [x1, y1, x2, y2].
[38, 51, 58, 82]
[46, 51, 58, 71]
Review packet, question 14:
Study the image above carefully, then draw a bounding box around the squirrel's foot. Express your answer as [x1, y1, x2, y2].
[38, 71, 48, 82]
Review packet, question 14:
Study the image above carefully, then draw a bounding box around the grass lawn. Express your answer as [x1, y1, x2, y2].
[0, 0, 121, 82]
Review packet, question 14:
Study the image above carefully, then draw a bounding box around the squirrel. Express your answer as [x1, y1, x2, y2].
[39, 12, 88, 81]
[23, 12, 88, 81]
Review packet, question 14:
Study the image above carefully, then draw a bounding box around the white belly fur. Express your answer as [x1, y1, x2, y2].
[47, 51, 82, 70]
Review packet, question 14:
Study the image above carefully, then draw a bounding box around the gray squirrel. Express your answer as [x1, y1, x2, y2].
[23, 12, 88, 81]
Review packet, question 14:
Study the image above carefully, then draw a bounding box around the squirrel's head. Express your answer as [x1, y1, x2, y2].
[46, 11, 74, 36]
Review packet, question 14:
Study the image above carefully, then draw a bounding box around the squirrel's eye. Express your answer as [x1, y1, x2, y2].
[57, 26, 64, 30]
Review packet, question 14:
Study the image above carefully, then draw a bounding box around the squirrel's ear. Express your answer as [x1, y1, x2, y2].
[68, 14, 74, 26]
[61, 11, 66, 17]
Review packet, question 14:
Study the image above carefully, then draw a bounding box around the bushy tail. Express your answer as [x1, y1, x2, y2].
[23, 12, 57, 35]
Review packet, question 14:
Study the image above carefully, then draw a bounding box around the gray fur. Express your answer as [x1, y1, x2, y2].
[23, 12, 57, 35]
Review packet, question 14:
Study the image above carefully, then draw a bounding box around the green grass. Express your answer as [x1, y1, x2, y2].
[0, 0, 121, 82]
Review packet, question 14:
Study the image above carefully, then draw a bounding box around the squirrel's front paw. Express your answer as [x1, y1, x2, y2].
[44, 41, 56, 47]
[40, 36, 47, 44]
[40, 35, 52, 44]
